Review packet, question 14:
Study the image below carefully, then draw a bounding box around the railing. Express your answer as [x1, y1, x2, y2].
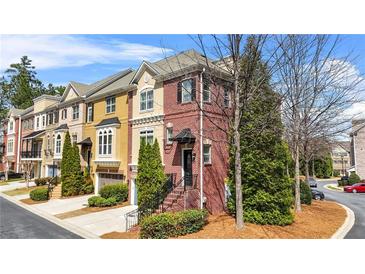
[21, 151, 42, 158]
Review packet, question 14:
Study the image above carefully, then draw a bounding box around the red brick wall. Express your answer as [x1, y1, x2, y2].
[163, 72, 230, 214]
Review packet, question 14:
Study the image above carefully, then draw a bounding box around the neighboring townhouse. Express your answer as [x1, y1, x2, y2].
[19, 106, 36, 177]
[83, 69, 135, 194]
[331, 141, 350, 176]
[129, 50, 231, 213]
[349, 118, 365, 178]
[3, 108, 24, 173]
[0, 124, 5, 172]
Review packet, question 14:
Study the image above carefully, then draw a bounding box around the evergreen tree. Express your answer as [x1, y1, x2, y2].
[227, 43, 294, 225]
[60, 131, 72, 182]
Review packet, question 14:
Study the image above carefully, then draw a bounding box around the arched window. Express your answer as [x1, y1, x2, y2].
[55, 135, 61, 154]
[98, 129, 113, 156]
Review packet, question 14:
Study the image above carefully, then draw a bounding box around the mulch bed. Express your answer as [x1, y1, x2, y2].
[54, 202, 129, 219]
[20, 198, 48, 205]
[100, 200, 346, 239]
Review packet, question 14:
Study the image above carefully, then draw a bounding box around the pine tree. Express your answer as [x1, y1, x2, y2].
[227, 44, 294, 225]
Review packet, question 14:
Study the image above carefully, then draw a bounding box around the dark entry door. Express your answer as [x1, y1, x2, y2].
[183, 150, 193, 187]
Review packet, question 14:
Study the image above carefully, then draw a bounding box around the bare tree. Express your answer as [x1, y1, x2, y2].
[274, 35, 364, 212]
[20, 161, 33, 188]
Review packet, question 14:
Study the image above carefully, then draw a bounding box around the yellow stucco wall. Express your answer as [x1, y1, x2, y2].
[83, 90, 129, 182]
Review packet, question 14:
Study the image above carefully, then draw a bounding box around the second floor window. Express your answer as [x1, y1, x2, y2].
[140, 129, 154, 145]
[203, 78, 211, 102]
[166, 127, 173, 144]
[42, 115, 45, 127]
[106, 96, 116, 113]
[140, 89, 154, 111]
[36, 117, 40, 128]
[98, 129, 113, 156]
[72, 105, 79, 120]
[61, 108, 67, 120]
[55, 135, 61, 154]
[9, 121, 13, 132]
[203, 144, 211, 164]
[224, 88, 231, 108]
[7, 139, 14, 153]
[87, 103, 93, 122]
[178, 78, 196, 103]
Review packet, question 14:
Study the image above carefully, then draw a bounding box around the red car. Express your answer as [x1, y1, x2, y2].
[344, 183, 365, 193]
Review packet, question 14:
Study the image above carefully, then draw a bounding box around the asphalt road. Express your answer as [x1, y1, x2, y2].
[316, 179, 365, 239]
[0, 196, 82, 239]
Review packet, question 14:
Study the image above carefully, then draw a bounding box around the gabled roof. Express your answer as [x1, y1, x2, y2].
[95, 117, 121, 128]
[7, 108, 25, 118]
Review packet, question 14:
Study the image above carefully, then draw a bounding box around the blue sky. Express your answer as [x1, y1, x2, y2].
[1, 34, 365, 87]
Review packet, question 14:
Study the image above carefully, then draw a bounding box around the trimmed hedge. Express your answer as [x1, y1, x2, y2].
[34, 177, 51, 186]
[99, 183, 128, 202]
[30, 188, 49, 201]
[88, 196, 117, 207]
[140, 209, 208, 239]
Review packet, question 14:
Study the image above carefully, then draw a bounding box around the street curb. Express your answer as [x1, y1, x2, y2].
[331, 203, 355, 239]
[324, 183, 344, 192]
[316, 178, 341, 182]
[0, 192, 99, 239]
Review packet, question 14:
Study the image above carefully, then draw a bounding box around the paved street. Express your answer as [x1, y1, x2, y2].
[0, 196, 82, 239]
[316, 179, 365, 239]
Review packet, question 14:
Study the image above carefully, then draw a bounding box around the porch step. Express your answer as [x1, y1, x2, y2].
[50, 184, 62, 199]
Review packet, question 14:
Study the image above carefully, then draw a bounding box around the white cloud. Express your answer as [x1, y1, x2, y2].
[0, 35, 172, 70]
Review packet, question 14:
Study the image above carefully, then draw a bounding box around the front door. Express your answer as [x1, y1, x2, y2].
[183, 149, 193, 187]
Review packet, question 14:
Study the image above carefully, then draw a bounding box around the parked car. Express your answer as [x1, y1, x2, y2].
[311, 189, 325, 200]
[308, 178, 317, 188]
[344, 183, 365, 193]
[0, 171, 24, 181]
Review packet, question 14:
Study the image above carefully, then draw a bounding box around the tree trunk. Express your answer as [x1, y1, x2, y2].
[294, 143, 302, 212]
[305, 160, 310, 184]
[234, 73, 244, 230]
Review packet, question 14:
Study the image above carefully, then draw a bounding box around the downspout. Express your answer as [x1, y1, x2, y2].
[199, 69, 204, 209]
[16, 117, 22, 173]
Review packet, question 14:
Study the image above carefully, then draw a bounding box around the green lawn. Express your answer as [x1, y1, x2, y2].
[2, 186, 45, 196]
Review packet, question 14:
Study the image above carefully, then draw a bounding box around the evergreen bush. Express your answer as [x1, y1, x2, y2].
[34, 177, 51, 186]
[140, 209, 208, 239]
[348, 172, 361, 185]
[88, 196, 117, 207]
[299, 180, 312, 205]
[99, 183, 128, 202]
[30, 188, 49, 201]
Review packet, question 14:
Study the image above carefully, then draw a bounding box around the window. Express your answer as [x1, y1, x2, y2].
[42, 115, 45, 127]
[166, 127, 173, 144]
[23, 120, 28, 130]
[47, 135, 51, 150]
[140, 89, 154, 111]
[72, 134, 77, 144]
[7, 139, 14, 153]
[61, 108, 67, 120]
[55, 135, 61, 154]
[72, 105, 79, 120]
[36, 117, 40, 128]
[87, 103, 93, 122]
[203, 78, 211, 102]
[140, 129, 154, 145]
[98, 129, 113, 156]
[181, 79, 193, 103]
[9, 121, 13, 131]
[224, 88, 230, 108]
[203, 144, 211, 164]
[106, 96, 116, 113]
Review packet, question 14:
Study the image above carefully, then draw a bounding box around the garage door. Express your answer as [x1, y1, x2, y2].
[99, 173, 124, 189]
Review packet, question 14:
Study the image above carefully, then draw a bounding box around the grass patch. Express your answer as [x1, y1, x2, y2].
[2, 186, 44, 196]
[54, 201, 129, 219]
[0, 181, 9, 186]
[4, 178, 25, 183]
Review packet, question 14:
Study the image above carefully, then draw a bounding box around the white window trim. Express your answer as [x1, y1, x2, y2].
[106, 96, 116, 114]
[181, 79, 193, 103]
[223, 88, 231, 108]
[87, 104, 93, 122]
[139, 88, 154, 112]
[166, 127, 173, 145]
[72, 105, 80, 120]
[55, 134, 62, 155]
[7, 138, 14, 155]
[97, 127, 115, 158]
[203, 144, 212, 165]
[139, 127, 154, 145]
[203, 80, 211, 103]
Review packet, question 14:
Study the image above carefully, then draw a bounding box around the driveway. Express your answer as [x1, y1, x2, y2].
[0, 196, 82, 239]
[316, 179, 365, 239]
[64, 205, 137, 236]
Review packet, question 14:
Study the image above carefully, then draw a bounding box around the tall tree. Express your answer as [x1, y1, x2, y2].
[60, 131, 72, 183]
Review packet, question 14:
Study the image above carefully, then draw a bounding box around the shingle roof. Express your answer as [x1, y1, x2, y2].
[78, 137, 92, 146]
[96, 117, 121, 127]
[173, 128, 196, 144]
[23, 130, 45, 139]
[55, 124, 69, 131]
[70, 81, 91, 96]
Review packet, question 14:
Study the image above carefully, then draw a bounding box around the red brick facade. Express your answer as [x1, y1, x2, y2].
[3, 117, 22, 173]
[163, 72, 229, 214]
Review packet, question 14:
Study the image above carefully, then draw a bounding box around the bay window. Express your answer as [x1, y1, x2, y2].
[98, 129, 113, 156]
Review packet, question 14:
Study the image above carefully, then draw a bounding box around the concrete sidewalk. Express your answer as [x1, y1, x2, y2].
[65, 205, 137, 236]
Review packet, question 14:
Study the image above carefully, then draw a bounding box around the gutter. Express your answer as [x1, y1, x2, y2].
[200, 70, 204, 209]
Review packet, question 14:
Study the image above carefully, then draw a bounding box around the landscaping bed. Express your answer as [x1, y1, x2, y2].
[54, 201, 129, 219]
[101, 201, 346, 239]
[2, 186, 43, 196]
[20, 198, 48, 205]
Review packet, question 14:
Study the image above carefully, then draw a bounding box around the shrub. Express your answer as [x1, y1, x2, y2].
[30, 188, 49, 201]
[79, 175, 94, 195]
[34, 177, 51, 186]
[333, 170, 340, 177]
[88, 196, 117, 207]
[62, 172, 85, 197]
[99, 183, 128, 202]
[140, 209, 208, 239]
[338, 179, 348, 187]
[348, 172, 361, 185]
[300, 180, 312, 205]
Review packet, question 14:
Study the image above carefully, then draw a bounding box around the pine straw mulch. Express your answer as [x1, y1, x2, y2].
[54, 201, 129, 220]
[20, 198, 48, 205]
[101, 200, 346, 239]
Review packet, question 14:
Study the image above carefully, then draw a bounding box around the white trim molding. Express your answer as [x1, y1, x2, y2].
[129, 114, 164, 126]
